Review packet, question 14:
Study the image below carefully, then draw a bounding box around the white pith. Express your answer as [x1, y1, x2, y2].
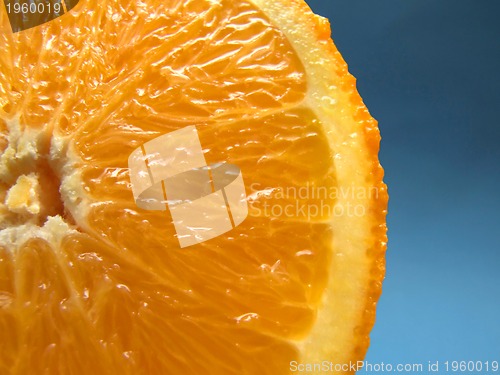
[251, 0, 378, 369]
[0, 116, 88, 249]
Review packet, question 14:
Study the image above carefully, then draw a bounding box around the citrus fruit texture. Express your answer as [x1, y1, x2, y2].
[0, 0, 388, 374]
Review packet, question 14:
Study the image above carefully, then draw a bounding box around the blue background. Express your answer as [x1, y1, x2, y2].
[305, 0, 500, 372]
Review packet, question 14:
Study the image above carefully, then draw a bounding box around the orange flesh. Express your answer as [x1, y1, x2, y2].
[0, 1, 351, 374]
[0, 0, 387, 375]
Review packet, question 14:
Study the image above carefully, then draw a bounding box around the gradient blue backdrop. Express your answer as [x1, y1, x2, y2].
[305, 1, 500, 372]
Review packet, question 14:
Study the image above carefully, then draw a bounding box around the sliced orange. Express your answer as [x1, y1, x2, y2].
[0, 0, 387, 374]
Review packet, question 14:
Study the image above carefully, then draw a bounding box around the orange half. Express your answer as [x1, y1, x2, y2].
[0, 0, 388, 374]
